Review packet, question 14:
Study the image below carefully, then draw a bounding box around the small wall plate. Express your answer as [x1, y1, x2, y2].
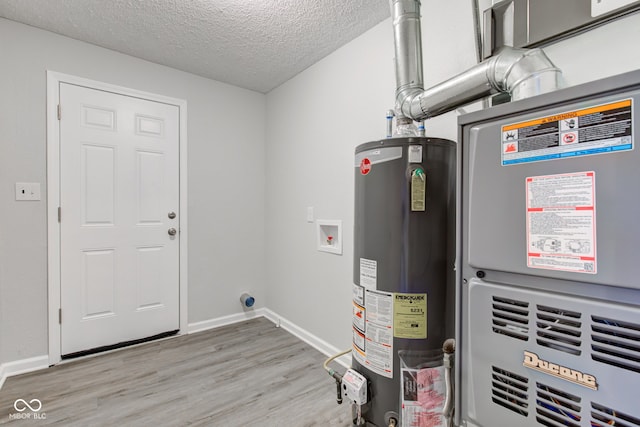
[317, 219, 342, 255]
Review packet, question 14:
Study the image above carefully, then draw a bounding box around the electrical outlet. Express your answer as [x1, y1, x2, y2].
[15, 182, 41, 201]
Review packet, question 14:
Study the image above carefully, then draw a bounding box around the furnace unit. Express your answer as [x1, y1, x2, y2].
[457, 69, 640, 427]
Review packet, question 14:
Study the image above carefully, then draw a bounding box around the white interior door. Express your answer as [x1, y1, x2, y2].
[59, 83, 180, 355]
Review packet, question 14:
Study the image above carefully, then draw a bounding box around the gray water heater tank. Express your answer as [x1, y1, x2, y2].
[352, 137, 456, 426]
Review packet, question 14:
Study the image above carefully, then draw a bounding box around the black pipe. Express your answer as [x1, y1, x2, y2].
[335, 378, 343, 404]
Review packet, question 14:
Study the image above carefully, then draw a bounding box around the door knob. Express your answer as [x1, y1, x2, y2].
[168, 211, 176, 219]
[168, 228, 177, 236]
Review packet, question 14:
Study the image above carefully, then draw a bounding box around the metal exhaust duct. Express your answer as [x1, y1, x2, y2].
[390, 0, 564, 121]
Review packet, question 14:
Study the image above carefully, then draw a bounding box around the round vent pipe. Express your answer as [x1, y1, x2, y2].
[390, 0, 564, 121]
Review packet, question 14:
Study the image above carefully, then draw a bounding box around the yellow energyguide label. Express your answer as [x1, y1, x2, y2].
[411, 168, 426, 212]
[393, 293, 427, 339]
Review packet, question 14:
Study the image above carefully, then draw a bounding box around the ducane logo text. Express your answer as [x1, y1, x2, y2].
[523, 351, 598, 390]
[9, 399, 46, 420]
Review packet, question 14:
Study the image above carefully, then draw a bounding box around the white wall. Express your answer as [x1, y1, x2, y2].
[543, 13, 640, 86]
[264, 1, 479, 350]
[0, 18, 266, 364]
[2, 3, 639, 369]
[265, 4, 640, 351]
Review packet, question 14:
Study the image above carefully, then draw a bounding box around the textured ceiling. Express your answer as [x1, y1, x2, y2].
[0, 0, 390, 93]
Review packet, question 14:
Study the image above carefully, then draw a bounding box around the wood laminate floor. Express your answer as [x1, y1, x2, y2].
[0, 318, 353, 426]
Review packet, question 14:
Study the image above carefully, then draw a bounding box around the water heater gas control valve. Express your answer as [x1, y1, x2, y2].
[342, 369, 368, 405]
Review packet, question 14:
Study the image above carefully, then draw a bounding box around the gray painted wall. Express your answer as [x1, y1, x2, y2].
[265, 3, 640, 352]
[0, 18, 267, 364]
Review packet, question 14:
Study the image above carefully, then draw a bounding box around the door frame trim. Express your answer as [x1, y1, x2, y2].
[46, 71, 189, 365]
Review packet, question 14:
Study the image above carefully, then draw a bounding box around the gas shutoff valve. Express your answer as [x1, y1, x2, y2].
[341, 369, 368, 405]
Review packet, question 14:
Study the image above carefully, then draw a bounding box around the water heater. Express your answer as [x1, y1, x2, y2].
[352, 137, 456, 426]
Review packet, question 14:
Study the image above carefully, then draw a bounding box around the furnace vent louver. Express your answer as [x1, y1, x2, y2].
[591, 315, 640, 374]
[536, 305, 582, 356]
[492, 296, 529, 341]
[536, 382, 581, 427]
[591, 402, 640, 427]
[491, 366, 529, 416]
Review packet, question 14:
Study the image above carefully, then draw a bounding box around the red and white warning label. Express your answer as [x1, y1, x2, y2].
[401, 366, 446, 427]
[526, 171, 597, 274]
[353, 301, 365, 332]
[353, 289, 394, 378]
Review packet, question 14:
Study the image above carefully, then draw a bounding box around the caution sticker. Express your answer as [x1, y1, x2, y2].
[408, 145, 423, 163]
[502, 99, 633, 166]
[526, 171, 597, 274]
[359, 258, 377, 291]
[353, 301, 365, 332]
[401, 366, 446, 427]
[393, 293, 427, 339]
[354, 290, 393, 379]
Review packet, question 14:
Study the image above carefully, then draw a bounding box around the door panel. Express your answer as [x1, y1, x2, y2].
[60, 83, 180, 355]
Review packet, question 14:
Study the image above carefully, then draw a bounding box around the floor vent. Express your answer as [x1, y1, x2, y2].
[492, 296, 529, 341]
[591, 316, 640, 374]
[535, 382, 581, 427]
[536, 305, 582, 356]
[491, 366, 529, 417]
[591, 402, 640, 427]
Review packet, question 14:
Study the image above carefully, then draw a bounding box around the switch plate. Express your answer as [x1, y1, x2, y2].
[307, 207, 314, 223]
[15, 182, 41, 201]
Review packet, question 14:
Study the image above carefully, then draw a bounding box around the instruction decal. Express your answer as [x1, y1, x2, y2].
[402, 366, 446, 427]
[353, 290, 393, 378]
[353, 283, 364, 307]
[353, 327, 366, 354]
[359, 258, 377, 290]
[502, 99, 633, 166]
[353, 301, 366, 333]
[526, 171, 597, 274]
[394, 293, 427, 339]
[352, 284, 367, 359]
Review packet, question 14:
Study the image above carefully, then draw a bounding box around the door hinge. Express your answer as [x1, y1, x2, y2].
[57, 104, 61, 120]
[58, 207, 61, 222]
[59, 308, 62, 324]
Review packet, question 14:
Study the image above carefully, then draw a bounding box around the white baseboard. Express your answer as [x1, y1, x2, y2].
[0, 308, 350, 391]
[187, 307, 266, 334]
[188, 308, 350, 368]
[0, 355, 49, 390]
[262, 308, 351, 369]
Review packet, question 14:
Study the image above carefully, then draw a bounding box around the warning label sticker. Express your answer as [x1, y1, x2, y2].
[360, 258, 377, 291]
[402, 366, 446, 427]
[526, 171, 597, 274]
[502, 99, 633, 166]
[353, 301, 365, 332]
[353, 290, 394, 378]
[353, 327, 366, 353]
[394, 293, 427, 339]
[353, 283, 364, 307]
[409, 145, 423, 163]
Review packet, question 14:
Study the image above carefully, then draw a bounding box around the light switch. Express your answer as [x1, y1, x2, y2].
[307, 207, 314, 223]
[15, 182, 41, 201]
